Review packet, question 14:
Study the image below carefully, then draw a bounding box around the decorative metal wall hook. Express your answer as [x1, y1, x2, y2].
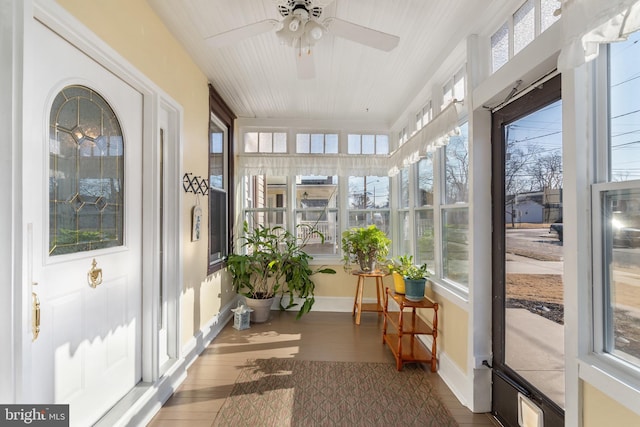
[182, 173, 209, 195]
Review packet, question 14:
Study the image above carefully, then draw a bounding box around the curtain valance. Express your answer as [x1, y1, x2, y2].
[236, 101, 462, 177]
[387, 101, 461, 176]
[558, 0, 640, 71]
[236, 153, 391, 176]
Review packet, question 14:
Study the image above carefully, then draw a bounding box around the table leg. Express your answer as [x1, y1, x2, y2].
[355, 276, 364, 325]
[375, 276, 383, 314]
[352, 276, 359, 317]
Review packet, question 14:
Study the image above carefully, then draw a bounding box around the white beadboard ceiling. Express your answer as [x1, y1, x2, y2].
[148, 0, 510, 127]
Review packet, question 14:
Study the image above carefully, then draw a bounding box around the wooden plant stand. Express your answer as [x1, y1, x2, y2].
[382, 287, 439, 372]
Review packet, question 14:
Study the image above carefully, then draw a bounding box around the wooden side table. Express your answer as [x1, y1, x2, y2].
[382, 287, 439, 371]
[351, 271, 386, 325]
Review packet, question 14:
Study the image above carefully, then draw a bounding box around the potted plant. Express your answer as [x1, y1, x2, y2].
[403, 262, 430, 301]
[386, 254, 415, 294]
[226, 221, 335, 322]
[341, 225, 391, 272]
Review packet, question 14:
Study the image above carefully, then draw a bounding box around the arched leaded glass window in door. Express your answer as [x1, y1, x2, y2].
[49, 85, 124, 255]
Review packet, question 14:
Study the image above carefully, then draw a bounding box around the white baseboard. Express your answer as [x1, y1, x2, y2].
[104, 297, 237, 427]
[182, 297, 237, 368]
[418, 335, 472, 410]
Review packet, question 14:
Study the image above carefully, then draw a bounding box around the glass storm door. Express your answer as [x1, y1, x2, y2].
[491, 74, 565, 427]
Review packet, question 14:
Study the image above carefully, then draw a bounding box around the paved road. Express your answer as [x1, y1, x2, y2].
[507, 227, 564, 260]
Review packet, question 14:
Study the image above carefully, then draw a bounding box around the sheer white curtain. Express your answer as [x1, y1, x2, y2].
[387, 101, 461, 176]
[236, 101, 462, 177]
[236, 153, 389, 176]
[558, 0, 640, 71]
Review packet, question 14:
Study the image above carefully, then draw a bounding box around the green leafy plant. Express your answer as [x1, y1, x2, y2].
[226, 221, 336, 319]
[386, 254, 415, 277]
[341, 225, 391, 272]
[404, 263, 430, 280]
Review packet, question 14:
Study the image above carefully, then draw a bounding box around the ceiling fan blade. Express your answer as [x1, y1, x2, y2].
[323, 17, 399, 52]
[296, 49, 316, 80]
[205, 19, 280, 48]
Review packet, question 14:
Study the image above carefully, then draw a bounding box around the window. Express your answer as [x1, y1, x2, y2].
[296, 175, 339, 256]
[398, 210, 412, 255]
[348, 134, 389, 154]
[513, 0, 535, 55]
[442, 208, 469, 286]
[399, 168, 409, 209]
[442, 80, 454, 108]
[491, 22, 509, 72]
[593, 31, 640, 371]
[417, 101, 433, 132]
[49, 85, 124, 255]
[491, 0, 561, 73]
[245, 175, 287, 228]
[453, 69, 466, 102]
[442, 123, 469, 286]
[296, 133, 339, 154]
[208, 114, 228, 267]
[347, 176, 390, 234]
[398, 128, 408, 146]
[444, 123, 469, 204]
[244, 131, 287, 153]
[422, 102, 433, 127]
[397, 166, 412, 258]
[415, 155, 435, 268]
[443, 68, 466, 109]
[596, 186, 640, 365]
[540, 0, 561, 32]
[208, 85, 233, 273]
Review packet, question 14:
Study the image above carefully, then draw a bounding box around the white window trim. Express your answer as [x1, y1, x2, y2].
[586, 179, 640, 416]
[575, 37, 640, 415]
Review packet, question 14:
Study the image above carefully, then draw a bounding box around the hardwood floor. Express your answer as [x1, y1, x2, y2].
[148, 310, 499, 426]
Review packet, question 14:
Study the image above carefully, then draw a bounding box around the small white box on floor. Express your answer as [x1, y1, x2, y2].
[232, 303, 253, 330]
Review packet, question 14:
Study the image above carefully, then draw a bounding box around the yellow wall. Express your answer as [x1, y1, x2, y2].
[55, 0, 224, 345]
[312, 267, 394, 297]
[583, 381, 640, 426]
[425, 287, 468, 374]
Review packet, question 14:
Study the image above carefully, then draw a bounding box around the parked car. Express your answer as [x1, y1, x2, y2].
[612, 218, 640, 248]
[549, 219, 563, 242]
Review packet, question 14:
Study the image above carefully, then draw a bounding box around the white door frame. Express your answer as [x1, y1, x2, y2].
[0, 0, 25, 404]
[7, 0, 183, 411]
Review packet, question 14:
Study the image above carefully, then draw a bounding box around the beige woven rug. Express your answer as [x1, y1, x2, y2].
[215, 358, 458, 426]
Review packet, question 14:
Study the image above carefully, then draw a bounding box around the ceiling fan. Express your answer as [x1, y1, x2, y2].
[205, 0, 400, 79]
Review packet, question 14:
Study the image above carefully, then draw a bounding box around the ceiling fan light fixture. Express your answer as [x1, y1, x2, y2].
[305, 20, 324, 41]
[277, 15, 305, 45]
[289, 17, 301, 32]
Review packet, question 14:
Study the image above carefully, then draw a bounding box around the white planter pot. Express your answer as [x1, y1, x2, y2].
[245, 296, 275, 323]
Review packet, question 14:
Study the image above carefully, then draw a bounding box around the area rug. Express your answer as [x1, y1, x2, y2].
[215, 358, 457, 426]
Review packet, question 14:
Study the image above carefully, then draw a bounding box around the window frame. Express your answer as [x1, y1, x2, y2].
[404, 120, 469, 295]
[588, 180, 640, 396]
[296, 132, 339, 154]
[207, 85, 235, 274]
[490, 0, 560, 74]
[586, 35, 640, 394]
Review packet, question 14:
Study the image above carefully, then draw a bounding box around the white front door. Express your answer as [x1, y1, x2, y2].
[25, 18, 143, 426]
